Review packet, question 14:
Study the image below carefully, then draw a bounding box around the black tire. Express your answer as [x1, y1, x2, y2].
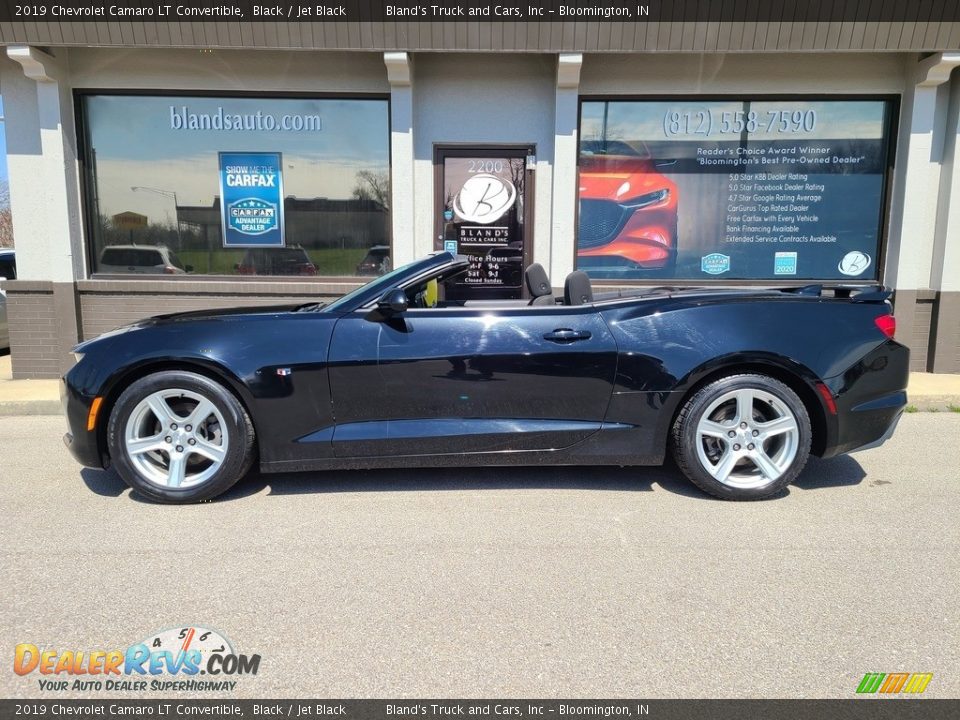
[107, 371, 255, 504]
[671, 373, 811, 500]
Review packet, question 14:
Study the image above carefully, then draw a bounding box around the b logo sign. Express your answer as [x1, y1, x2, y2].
[453, 174, 517, 224]
[838, 251, 872, 276]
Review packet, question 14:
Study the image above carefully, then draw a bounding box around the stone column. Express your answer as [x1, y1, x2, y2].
[384, 52, 415, 267]
[2, 47, 84, 378]
[930, 66, 960, 373]
[549, 53, 583, 283]
[884, 53, 960, 371]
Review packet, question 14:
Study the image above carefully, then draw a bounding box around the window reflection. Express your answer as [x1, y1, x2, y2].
[81, 95, 391, 277]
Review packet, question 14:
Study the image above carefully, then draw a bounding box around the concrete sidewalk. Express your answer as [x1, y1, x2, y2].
[0, 355, 62, 415]
[2, 352, 959, 416]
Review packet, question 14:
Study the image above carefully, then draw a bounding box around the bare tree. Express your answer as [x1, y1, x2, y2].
[0, 180, 13, 248]
[508, 157, 526, 192]
[352, 170, 391, 211]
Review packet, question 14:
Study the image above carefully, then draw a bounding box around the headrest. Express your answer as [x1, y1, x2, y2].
[563, 271, 593, 306]
[525, 263, 552, 298]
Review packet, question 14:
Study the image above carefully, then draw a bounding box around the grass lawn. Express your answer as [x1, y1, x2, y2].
[178, 247, 371, 276]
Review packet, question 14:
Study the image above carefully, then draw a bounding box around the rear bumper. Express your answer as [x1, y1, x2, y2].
[849, 408, 903, 453]
[61, 376, 105, 469]
[820, 339, 909, 459]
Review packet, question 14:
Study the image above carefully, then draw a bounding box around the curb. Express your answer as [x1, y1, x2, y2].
[906, 396, 960, 413]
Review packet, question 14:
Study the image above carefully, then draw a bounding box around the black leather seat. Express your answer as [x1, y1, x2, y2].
[524, 263, 555, 305]
[563, 271, 594, 306]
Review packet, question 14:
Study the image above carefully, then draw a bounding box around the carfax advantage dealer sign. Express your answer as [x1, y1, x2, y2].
[218, 152, 285, 248]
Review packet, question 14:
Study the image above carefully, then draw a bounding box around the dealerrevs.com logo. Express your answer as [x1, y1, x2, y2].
[13, 626, 260, 693]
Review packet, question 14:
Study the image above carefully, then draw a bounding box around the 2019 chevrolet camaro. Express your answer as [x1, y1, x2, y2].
[62, 252, 908, 503]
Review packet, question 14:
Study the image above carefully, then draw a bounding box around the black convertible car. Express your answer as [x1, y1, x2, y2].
[62, 252, 908, 503]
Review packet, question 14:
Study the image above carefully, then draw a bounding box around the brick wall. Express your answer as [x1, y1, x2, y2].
[931, 291, 960, 374]
[79, 293, 335, 339]
[7, 279, 959, 380]
[911, 295, 935, 372]
[76, 278, 361, 340]
[4, 282, 60, 379]
[891, 289, 960, 373]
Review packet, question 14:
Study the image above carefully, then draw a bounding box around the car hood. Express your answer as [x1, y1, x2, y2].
[144, 304, 304, 324]
[71, 303, 310, 355]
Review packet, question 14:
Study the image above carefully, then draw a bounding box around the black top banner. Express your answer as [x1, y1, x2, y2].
[2, 0, 959, 23]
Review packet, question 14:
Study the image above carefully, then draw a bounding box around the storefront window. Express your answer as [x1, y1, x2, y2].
[577, 98, 893, 281]
[80, 94, 390, 277]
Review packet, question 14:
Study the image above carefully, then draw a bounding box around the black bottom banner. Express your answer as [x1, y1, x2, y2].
[2, 700, 959, 720]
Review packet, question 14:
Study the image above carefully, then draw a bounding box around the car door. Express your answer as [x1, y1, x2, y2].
[327, 304, 619, 458]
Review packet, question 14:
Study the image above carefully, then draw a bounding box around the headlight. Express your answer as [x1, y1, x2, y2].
[621, 188, 670, 210]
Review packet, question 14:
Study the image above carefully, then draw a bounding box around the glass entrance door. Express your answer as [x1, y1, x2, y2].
[436, 147, 533, 300]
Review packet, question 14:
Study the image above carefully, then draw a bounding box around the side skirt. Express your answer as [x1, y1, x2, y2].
[259, 426, 665, 474]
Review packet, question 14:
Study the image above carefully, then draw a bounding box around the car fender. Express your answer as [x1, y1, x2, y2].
[93, 353, 260, 462]
[655, 351, 836, 458]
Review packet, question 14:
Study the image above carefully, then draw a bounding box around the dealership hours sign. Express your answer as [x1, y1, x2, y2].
[218, 152, 285, 247]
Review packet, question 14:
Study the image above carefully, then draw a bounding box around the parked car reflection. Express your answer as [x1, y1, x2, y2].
[235, 246, 318, 276]
[0, 248, 15, 351]
[356, 245, 392, 276]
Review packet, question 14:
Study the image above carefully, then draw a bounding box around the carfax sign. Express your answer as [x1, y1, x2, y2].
[218, 152, 284, 247]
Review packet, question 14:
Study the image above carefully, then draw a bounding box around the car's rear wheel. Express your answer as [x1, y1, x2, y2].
[107, 371, 255, 504]
[671, 373, 811, 500]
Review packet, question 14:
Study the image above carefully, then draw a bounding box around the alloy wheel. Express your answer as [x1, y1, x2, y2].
[123, 389, 229, 489]
[694, 388, 800, 489]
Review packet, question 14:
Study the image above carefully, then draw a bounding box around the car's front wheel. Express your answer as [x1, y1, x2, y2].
[107, 371, 255, 503]
[671, 373, 811, 500]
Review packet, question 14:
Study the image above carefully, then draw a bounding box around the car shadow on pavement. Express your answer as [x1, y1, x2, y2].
[793, 454, 867, 491]
[80, 467, 129, 498]
[81, 453, 867, 504]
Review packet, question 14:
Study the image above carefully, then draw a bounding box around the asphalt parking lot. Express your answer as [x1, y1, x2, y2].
[1, 413, 958, 699]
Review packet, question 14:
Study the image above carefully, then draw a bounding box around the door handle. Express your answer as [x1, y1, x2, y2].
[543, 328, 592, 343]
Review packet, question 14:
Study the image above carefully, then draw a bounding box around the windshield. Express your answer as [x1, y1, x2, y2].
[324, 257, 435, 313]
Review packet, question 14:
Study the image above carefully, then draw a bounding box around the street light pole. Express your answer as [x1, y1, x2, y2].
[131, 185, 183, 249]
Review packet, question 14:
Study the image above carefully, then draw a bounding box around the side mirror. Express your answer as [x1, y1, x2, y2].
[377, 288, 408, 315]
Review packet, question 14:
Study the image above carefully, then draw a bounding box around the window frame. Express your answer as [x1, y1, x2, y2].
[74, 88, 392, 282]
[575, 93, 900, 288]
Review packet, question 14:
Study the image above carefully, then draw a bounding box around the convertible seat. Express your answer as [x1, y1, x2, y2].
[564, 271, 594, 306]
[525, 263, 555, 305]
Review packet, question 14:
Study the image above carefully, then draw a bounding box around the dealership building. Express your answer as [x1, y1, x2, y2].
[1, 13, 960, 378]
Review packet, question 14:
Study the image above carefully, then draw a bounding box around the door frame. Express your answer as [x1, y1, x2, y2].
[433, 144, 536, 298]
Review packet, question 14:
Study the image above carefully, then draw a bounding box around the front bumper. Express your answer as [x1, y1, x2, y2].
[61, 375, 106, 469]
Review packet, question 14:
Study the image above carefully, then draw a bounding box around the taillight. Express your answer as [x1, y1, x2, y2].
[163, 266, 176, 274]
[874, 314, 896, 338]
[301, 264, 317, 276]
[815, 382, 837, 415]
